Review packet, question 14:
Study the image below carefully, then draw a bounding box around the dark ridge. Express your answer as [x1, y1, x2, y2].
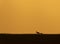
[0, 34, 60, 44]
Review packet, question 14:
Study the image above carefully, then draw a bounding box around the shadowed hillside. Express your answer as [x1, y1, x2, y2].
[0, 33, 60, 44]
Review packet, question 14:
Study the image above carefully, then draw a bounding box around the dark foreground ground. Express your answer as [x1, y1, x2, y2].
[0, 34, 60, 44]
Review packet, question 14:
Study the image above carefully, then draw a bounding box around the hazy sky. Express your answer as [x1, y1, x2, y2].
[0, 0, 60, 34]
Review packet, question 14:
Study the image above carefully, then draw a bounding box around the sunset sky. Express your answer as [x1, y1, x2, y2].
[0, 0, 60, 34]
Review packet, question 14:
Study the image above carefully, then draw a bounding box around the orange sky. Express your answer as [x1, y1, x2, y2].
[0, 0, 60, 34]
